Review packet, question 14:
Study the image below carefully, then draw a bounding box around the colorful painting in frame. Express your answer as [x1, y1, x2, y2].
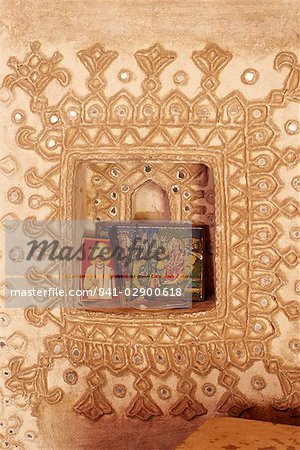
[80, 236, 122, 307]
[111, 223, 206, 308]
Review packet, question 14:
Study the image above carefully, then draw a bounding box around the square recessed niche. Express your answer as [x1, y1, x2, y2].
[72, 158, 216, 311]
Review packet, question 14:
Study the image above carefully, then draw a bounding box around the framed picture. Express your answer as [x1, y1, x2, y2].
[112, 223, 206, 307]
[80, 234, 122, 307]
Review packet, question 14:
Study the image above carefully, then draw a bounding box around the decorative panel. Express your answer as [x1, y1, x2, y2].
[0, 1, 299, 448]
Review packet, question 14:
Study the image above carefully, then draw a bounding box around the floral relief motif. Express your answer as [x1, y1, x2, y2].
[77, 43, 118, 91]
[126, 395, 163, 421]
[135, 43, 176, 92]
[192, 43, 232, 90]
[273, 52, 300, 103]
[170, 396, 208, 421]
[5, 356, 63, 413]
[3, 41, 71, 112]
[0, 41, 299, 426]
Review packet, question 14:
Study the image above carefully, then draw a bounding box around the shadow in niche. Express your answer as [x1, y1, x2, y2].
[132, 180, 171, 221]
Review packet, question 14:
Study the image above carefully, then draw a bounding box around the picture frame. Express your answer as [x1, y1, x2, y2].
[111, 222, 206, 308]
[80, 233, 122, 307]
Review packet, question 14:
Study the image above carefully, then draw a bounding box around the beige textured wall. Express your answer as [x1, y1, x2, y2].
[0, 1, 299, 449]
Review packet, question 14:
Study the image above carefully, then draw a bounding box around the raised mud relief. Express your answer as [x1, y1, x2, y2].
[0, 35, 299, 449]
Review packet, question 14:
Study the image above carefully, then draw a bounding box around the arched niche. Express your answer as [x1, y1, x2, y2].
[131, 180, 171, 220]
